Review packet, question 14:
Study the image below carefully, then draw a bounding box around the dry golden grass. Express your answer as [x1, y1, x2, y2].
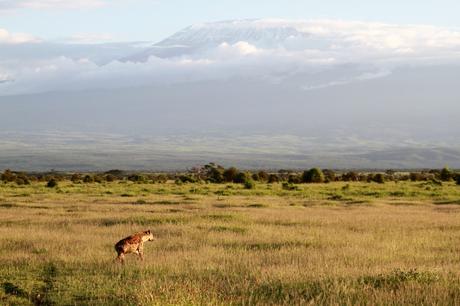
[1, 181, 460, 305]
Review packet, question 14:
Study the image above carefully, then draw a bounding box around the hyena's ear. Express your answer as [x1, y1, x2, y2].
[146, 230, 151, 234]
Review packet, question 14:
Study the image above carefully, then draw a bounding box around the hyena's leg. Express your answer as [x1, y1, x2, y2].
[116, 252, 125, 264]
[137, 245, 144, 261]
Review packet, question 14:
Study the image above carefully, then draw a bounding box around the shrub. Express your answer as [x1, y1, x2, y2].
[83, 175, 94, 183]
[70, 173, 81, 183]
[93, 175, 105, 183]
[322, 169, 336, 182]
[223, 167, 239, 183]
[128, 174, 146, 183]
[105, 174, 116, 182]
[234, 172, 248, 184]
[105, 169, 125, 178]
[288, 174, 301, 184]
[268, 174, 279, 183]
[410, 172, 422, 182]
[282, 182, 298, 191]
[257, 171, 269, 182]
[372, 173, 386, 184]
[342, 171, 359, 182]
[205, 164, 224, 183]
[1, 169, 15, 182]
[302, 168, 325, 183]
[178, 175, 197, 183]
[46, 179, 58, 188]
[244, 179, 255, 189]
[456, 175, 460, 185]
[154, 174, 168, 183]
[440, 167, 453, 181]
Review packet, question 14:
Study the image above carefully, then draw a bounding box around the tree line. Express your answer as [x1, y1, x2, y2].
[1, 164, 459, 188]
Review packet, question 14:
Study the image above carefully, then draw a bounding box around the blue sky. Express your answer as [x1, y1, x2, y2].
[1, 0, 460, 43]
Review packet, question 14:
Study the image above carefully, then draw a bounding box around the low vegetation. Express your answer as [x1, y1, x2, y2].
[0, 165, 459, 304]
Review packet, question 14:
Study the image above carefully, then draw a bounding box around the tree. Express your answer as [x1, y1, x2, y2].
[372, 173, 385, 184]
[268, 174, 279, 183]
[409, 172, 422, 182]
[46, 179, 58, 188]
[105, 174, 116, 182]
[208, 167, 224, 183]
[1, 169, 15, 182]
[322, 169, 336, 182]
[440, 167, 453, 181]
[234, 172, 248, 184]
[257, 171, 269, 182]
[71, 173, 81, 183]
[244, 179, 255, 189]
[83, 175, 94, 183]
[342, 171, 359, 182]
[288, 174, 301, 184]
[128, 174, 146, 183]
[203, 163, 224, 183]
[223, 167, 239, 183]
[301, 168, 325, 183]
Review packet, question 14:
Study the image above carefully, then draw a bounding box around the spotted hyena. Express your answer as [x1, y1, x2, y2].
[115, 230, 154, 263]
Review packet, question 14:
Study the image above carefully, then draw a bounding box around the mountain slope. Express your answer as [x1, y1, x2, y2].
[1, 19, 460, 169]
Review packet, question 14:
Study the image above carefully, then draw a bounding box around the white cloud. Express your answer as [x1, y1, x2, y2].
[63, 33, 115, 44]
[0, 28, 40, 43]
[217, 41, 261, 56]
[0, 0, 112, 10]
[2, 19, 460, 96]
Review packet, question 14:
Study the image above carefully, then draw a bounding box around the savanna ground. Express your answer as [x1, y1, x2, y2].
[1, 180, 460, 305]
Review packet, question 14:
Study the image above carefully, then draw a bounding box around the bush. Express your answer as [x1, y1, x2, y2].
[70, 173, 81, 183]
[301, 168, 325, 183]
[282, 182, 298, 191]
[234, 172, 249, 184]
[46, 179, 58, 188]
[105, 174, 116, 182]
[268, 174, 279, 183]
[323, 169, 336, 182]
[372, 173, 386, 184]
[456, 175, 460, 185]
[128, 174, 146, 183]
[409, 172, 422, 182]
[83, 175, 94, 183]
[1, 169, 16, 182]
[288, 174, 301, 184]
[153, 174, 168, 183]
[244, 179, 255, 189]
[178, 175, 197, 183]
[257, 171, 269, 182]
[223, 167, 239, 183]
[342, 171, 359, 182]
[440, 167, 453, 181]
[204, 164, 224, 183]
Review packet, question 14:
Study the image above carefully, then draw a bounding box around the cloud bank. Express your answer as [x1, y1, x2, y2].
[0, 0, 106, 10]
[1, 19, 460, 96]
[0, 28, 40, 44]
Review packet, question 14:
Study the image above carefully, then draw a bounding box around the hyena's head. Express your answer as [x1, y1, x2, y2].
[142, 230, 154, 242]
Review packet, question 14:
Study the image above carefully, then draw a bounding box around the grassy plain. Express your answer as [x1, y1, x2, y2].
[1, 180, 460, 305]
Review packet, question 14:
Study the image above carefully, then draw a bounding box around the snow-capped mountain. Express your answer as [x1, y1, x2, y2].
[1, 19, 460, 169]
[125, 19, 310, 60]
[124, 18, 460, 63]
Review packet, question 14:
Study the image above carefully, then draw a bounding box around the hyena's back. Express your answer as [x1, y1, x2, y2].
[115, 235, 142, 255]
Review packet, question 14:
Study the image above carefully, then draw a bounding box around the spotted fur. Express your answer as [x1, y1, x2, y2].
[115, 230, 154, 263]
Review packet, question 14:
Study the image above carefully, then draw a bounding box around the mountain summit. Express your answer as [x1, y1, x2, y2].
[124, 18, 460, 63]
